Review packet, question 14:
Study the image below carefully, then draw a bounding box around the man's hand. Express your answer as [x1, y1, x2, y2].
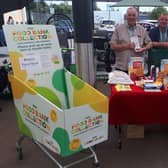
[135, 42, 152, 52]
[111, 42, 135, 51]
[134, 47, 146, 53]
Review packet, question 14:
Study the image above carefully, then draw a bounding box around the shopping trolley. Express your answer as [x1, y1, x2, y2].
[3, 24, 108, 168]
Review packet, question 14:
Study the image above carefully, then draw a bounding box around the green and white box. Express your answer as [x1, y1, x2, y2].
[3, 25, 108, 157]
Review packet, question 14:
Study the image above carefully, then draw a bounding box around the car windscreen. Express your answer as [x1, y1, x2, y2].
[102, 20, 115, 25]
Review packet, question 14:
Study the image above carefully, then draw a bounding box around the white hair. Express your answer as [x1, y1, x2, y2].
[126, 7, 138, 17]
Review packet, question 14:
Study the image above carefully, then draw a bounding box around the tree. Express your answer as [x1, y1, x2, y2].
[150, 7, 168, 20]
[30, 0, 49, 13]
[52, 3, 72, 16]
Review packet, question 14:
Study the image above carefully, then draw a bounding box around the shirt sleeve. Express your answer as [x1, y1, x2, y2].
[110, 28, 118, 44]
[144, 30, 151, 44]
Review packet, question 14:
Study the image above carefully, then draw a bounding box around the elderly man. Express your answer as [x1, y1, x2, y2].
[111, 7, 152, 72]
[149, 13, 168, 48]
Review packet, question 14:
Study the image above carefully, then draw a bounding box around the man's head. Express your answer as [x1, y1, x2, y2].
[126, 7, 138, 27]
[158, 13, 168, 31]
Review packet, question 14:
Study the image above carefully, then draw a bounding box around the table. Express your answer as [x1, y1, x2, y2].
[109, 84, 168, 148]
[109, 84, 168, 125]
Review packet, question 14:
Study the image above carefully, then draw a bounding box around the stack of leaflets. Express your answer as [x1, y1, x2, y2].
[115, 84, 131, 91]
[108, 70, 134, 84]
[143, 82, 162, 92]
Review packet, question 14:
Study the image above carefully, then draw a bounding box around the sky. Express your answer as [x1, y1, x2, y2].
[97, 2, 155, 13]
[46, 1, 156, 14]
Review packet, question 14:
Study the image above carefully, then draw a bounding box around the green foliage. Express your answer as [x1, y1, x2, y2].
[29, 1, 72, 23]
[30, 0, 49, 13]
[150, 7, 168, 20]
[52, 3, 72, 16]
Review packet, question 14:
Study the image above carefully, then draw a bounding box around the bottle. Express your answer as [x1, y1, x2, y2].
[150, 65, 155, 80]
[155, 67, 159, 80]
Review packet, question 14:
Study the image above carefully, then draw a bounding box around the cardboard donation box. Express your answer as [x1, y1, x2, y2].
[3, 25, 108, 157]
[126, 125, 144, 139]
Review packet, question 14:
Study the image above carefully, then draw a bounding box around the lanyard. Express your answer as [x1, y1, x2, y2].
[160, 28, 168, 42]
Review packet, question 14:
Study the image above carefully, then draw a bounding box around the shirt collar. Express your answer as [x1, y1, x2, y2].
[126, 21, 137, 30]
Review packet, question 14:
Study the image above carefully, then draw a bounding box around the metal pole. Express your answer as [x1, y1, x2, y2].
[72, 0, 95, 85]
[26, 0, 33, 24]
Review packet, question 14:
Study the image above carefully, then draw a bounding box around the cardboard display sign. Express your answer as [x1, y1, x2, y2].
[3, 25, 108, 157]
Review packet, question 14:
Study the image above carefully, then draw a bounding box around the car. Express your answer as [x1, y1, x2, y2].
[137, 20, 157, 32]
[98, 20, 116, 32]
[142, 20, 158, 26]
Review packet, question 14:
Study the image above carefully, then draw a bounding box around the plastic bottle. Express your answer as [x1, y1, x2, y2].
[150, 65, 155, 80]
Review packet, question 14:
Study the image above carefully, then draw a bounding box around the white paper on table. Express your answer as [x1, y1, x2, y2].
[107, 70, 134, 84]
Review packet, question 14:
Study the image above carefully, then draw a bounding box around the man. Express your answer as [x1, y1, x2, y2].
[149, 13, 168, 47]
[111, 7, 152, 72]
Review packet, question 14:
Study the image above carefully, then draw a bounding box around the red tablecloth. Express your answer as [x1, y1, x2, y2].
[109, 84, 168, 124]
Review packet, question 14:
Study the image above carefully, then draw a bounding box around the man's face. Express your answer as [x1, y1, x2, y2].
[158, 14, 168, 30]
[126, 8, 137, 26]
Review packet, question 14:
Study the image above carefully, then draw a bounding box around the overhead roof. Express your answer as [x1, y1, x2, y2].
[43, 0, 119, 1]
[112, 0, 168, 6]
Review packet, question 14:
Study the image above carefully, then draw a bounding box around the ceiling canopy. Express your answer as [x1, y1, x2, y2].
[42, 0, 120, 1]
[112, 0, 168, 7]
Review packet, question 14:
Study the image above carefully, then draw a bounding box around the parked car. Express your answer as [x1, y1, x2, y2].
[98, 20, 116, 32]
[142, 20, 158, 26]
[137, 20, 157, 32]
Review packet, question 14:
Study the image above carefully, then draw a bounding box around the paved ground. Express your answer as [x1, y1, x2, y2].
[1, 81, 168, 168]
